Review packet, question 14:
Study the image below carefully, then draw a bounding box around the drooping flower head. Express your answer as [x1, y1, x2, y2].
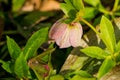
[49, 18, 83, 48]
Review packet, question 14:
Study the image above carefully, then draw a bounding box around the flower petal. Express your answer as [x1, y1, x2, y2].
[69, 23, 83, 47]
[56, 28, 71, 48]
[49, 19, 67, 40]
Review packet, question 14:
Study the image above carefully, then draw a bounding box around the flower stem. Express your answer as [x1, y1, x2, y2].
[80, 18, 100, 36]
[112, 0, 119, 12]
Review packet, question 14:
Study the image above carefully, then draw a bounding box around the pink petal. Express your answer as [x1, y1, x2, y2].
[49, 19, 67, 40]
[56, 28, 71, 48]
[69, 23, 83, 47]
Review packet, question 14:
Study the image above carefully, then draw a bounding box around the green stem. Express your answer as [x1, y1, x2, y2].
[3, 30, 18, 34]
[33, 69, 43, 80]
[98, 8, 110, 15]
[97, 4, 111, 15]
[114, 12, 120, 16]
[35, 48, 55, 59]
[80, 18, 100, 36]
[112, 0, 119, 12]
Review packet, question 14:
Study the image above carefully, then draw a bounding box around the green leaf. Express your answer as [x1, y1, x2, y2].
[115, 52, 120, 62]
[60, 47, 89, 72]
[64, 0, 73, 7]
[100, 16, 116, 53]
[14, 52, 29, 78]
[20, 11, 54, 26]
[83, 7, 98, 20]
[115, 41, 120, 62]
[70, 56, 88, 70]
[97, 56, 116, 79]
[72, 0, 85, 17]
[74, 70, 93, 78]
[50, 75, 64, 80]
[81, 46, 109, 59]
[23, 27, 49, 60]
[60, 0, 77, 18]
[7, 36, 21, 60]
[84, 0, 100, 7]
[60, 0, 85, 18]
[60, 3, 77, 17]
[72, 0, 84, 11]
[12, 0, 25, 11]
[115, 40, 120, 53]
[0, 60, 13, 73]
[84, 0, 106, 14]
[71, 75, 96, 80]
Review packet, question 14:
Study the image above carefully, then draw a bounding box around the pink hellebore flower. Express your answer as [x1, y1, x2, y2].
[49, 18, 83, 48]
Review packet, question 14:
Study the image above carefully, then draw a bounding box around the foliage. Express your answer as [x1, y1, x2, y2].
[0, 0, 120, 80]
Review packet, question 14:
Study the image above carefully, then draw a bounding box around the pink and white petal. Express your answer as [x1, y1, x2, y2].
[49, 20, 67, 40]
[69, 23, 83, 47]
[56, 28, 71, 48]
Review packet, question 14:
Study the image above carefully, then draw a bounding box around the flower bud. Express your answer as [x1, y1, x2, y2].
[28, 59, 50, 78]
[49, 18, 83, 48]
